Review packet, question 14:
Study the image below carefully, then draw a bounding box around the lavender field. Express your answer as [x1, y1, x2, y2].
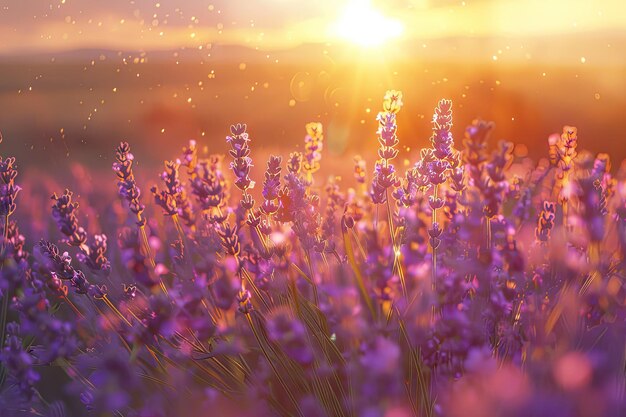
[0, 89, 625, 417]
[1, 1, 626, 417]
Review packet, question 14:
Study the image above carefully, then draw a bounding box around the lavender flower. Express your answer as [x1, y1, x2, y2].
[430, 98, 454, 160]
[0, 156, 21, 218]
[76, 234, 111, 273]
[112, 142, 146, 226]
[190, 158, 228, 216]
[1, 323, 39, 400]
[370, 92, 403, 204]
[554, 126, 579, 204]
[227, 123, 255, 194]
[4, 220, 28, 264]
[51, 189, 110, 273]
[287, 151, 303, 175]
[463, 119, 494, 187]
[321, 179, 344, 253]
[151, 160, 182, 217]
[236, 288, 253, 314]
[578, 177, 606, 243]
[218, 223, 241, 257]
[51, 189, 87, 247]
[302, 122, 324, 178]
[1, 90, 625, 417]
[393, 167, 419, 207]
[260, 155, 282, 215]
[371, 162, 399, 204]
[38, 240, 107, 298]
[181, 139, 198, 177]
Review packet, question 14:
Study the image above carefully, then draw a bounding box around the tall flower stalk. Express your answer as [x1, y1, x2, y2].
[2, 92, 624, 417]
[552, 126, 579, 231]
[371, 90, 406, 296]
[51, 189, 110, 274]
[151, 159, 187, 246]
[0, 156, 20, 253]
[415, 99, 456, 293]
[225, 123, 271, 310]
[302, 122, 323, 185]
[0, 152, 20, 357]
[112, 142, 164, 293]
[226, 123, 255, 212]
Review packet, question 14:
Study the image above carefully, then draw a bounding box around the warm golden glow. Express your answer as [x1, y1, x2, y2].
[332, 0, 404, 47]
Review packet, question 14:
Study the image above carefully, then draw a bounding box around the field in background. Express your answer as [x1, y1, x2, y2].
[0, 35, 624, 174]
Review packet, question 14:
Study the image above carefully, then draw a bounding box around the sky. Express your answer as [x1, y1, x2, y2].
[0, 0, 624, 53]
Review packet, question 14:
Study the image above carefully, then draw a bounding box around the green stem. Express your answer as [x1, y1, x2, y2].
[431, 185, 438, 292]
[304, 250, 320, 306]
[0, 214, 10, 353]
[386, 191, 407, 298]
[246, 314, 305, 417]
[172, 214, 186, 251]
[140, 223, 168, 295]
[139, 224, 156, 268]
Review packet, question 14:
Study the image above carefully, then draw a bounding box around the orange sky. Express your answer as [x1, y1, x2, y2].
[0, 0, 624, 53]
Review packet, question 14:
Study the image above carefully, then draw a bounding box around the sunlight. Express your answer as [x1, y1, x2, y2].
[332, 0, 404, 47]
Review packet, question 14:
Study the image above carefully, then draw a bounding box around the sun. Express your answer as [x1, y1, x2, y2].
[332, 0, 404, 47]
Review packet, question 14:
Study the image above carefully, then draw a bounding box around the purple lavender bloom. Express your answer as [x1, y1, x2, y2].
[427, 159, 450, 186]
[303, 122, 324, 176]
[287, 151, 303, 175]
[376, 112, 400, 160]
[218, 222, 241, 256]
[486, 141, 514, 184]
[578, 177, 606, 242]
[236, 288, 253, 314]
[2, 91, 626, 417]
[180, 139, 198, 176]
[430, 99, 454, 160]
[190, 159, 227, 214]
[0, 156, 20, 217]
[3, 220, 28, 264]
[50, 189, 111, 273]
[112, 142, 146, 226]
[37, 240, 106, 298]
[464, 119, 493, 164]
[535, 201, 556, 243]
[0, 156, 18, 189]
[51, 189, 88, 247]
[226, 123, 255, 193]
[370, 93, 404, 206]
[117, 227, 155, 288]
[371, 162, 399, 204]
[1, 323, 40, 400]
[393, 167, 419, 207]
[38, 239, 76, 280]
[260, 155, 282, 215]
[76, 234, 111, 274]
[463, 119, 494, 187]
[151, 160, 182, 216]
[320, 179, 344, 253]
